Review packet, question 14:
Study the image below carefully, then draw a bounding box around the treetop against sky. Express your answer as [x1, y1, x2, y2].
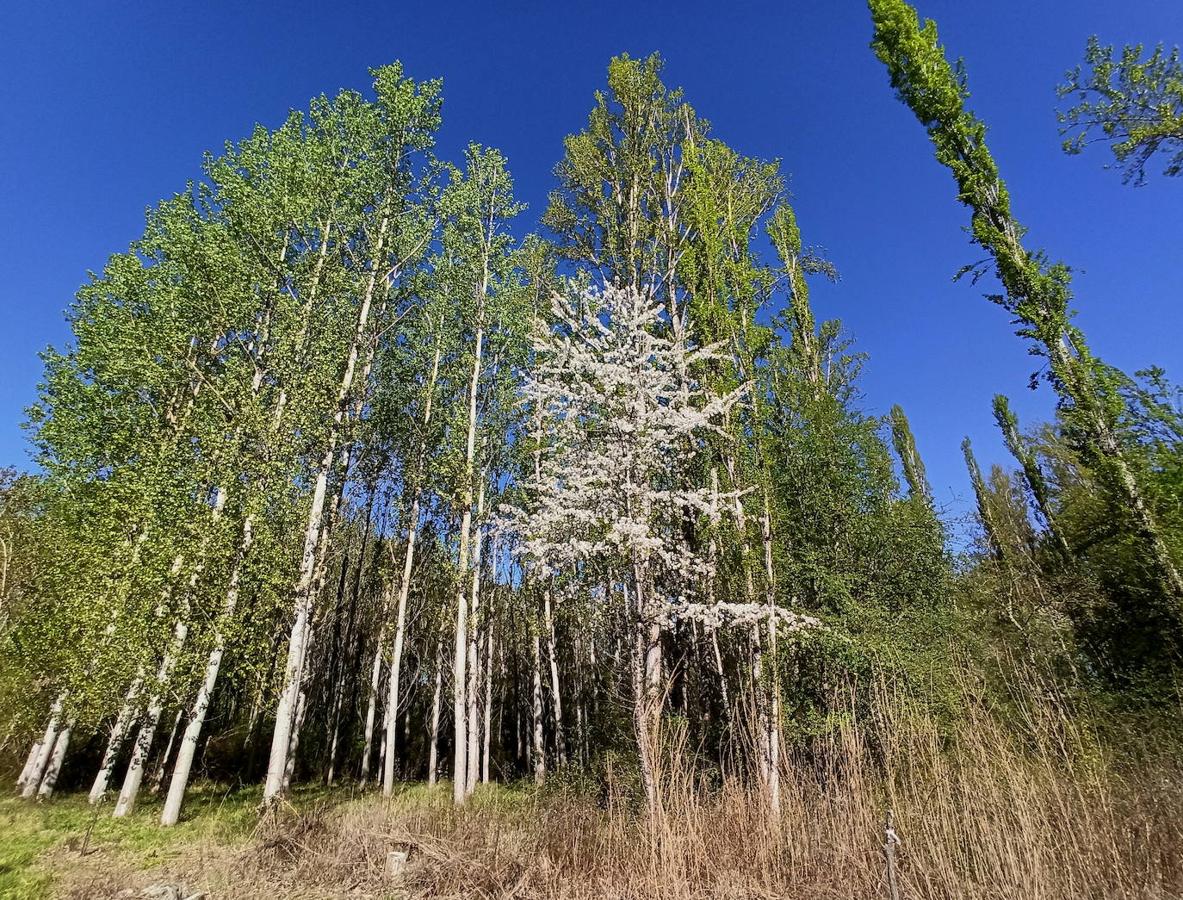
[1, 0, 1180, 528]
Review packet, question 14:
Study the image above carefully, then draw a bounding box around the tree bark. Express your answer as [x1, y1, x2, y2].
[481, 623, 495, 783]
[89, 675, 143, 804]
[19, 693, 64, 796]
[382, 320, 443, 796]
[161, 516, 253, 825]
[264, 213, 389, 804]
[531, 617, 547, 785]
[543, 584, 565, 766]
[114, 489, 225, 818]
[760, 489, 782, 819]
[465, 477, 487, 796]
[451, 310, 485, 805]
[35, 719, 73, 800]
[427, 635, 444, 786]
[359, 623, 386, 788]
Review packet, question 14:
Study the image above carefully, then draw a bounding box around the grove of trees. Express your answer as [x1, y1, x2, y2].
[3, 0, 1181, 836]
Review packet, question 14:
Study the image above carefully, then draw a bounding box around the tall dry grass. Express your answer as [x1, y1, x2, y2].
[239, 673, 1183, 899]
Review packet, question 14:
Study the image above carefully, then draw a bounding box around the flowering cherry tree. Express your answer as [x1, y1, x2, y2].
[504, 282, 817, 809]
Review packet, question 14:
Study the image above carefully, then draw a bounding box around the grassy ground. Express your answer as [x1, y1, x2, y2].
[0, 781, 530, 899]
[5, 687, 1183, 899]
[0, 784, 264, 899]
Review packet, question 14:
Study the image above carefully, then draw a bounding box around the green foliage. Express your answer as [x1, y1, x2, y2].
[5, 19, 1179, 824]
[889, 404, 931, 503]
[1058, 36, 1183, 184]
[871, 0, 1183, 679]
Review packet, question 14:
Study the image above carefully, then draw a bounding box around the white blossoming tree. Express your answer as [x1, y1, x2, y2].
[505, 282, 817, 812]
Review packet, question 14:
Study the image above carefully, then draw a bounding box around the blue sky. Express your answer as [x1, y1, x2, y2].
[1, 1, 1181, 538]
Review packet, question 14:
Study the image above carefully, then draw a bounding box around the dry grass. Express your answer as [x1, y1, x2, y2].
[217, 677, 1183, 899]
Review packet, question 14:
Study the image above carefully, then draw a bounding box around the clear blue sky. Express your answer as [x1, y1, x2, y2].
[2, 1, 1181, 539]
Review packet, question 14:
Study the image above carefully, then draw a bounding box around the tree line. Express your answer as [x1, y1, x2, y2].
[2, 1, 1181, 824]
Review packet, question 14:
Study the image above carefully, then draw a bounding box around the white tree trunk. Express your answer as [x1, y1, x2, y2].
[378, 688, 391, 782]
[115, 489, 225, 818]
[543, 586, 565, 765]
[265, 215, 388, 804]
[89, 675, 143, 804]
[381, 616, 407, 794]
[161, 517, 252, 826]
[282, 686, 308, 793]
[481, 627, 494, 783]
[760, 489, 781, 819]
[381, 318, 442, 795]
[452, 315, 484, 805]
[630, 561, 663, 817]
[382, 500, 416, 797]
[19, 693, 64, 795]
[36, 719, 73, 800]
[427, 636, 443, 786]
[113, 683, 174, 816]
[464, 479, 487, 796]
[359, 623, 386, 788]
[531, 623, 546, 784]
[17, 738, 43, 792]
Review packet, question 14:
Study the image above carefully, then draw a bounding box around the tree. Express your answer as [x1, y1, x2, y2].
[507, 282, 817, 813]
[262, 64, 443, 805]
[868, 0, 1183, 620]
[1058, 37, 1183, 185]
[890, 404, 932, 504]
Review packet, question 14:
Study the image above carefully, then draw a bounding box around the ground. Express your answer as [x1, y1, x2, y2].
[0, 782, 483, 900]
[0, 784, 266, 899]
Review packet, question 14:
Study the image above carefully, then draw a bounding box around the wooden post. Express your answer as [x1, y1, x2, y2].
[883, 809, 901, 900]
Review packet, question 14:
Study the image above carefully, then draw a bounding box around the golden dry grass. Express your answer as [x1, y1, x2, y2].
[225, 678, 1183, 899]
[21, 674, 1183, 899]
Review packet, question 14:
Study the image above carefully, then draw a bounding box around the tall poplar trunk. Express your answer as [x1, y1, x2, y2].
[114, 489, 225, 818]
[759, 489, 781, 818]
[265, 213, 389, 804]
[382, 319, 443, 796]
[91, 551, 184, 805]
[89, 675, 143, 804]
[359, 623, 386, 788]
[381, 564, 407, 794]
[17, 739, 42, 793]
[35, 719, 73, 800]
[630, 562, 664, 818]
[451, 305, 485, 805]
[326, 500, 370, 786]
[481, 624, 495, 783]
[427, 635, 444, 786]
[160, 517, 254, 826]
[157, 238, 289, 820]
[19, 693, 64, 796]
[465, 477, 487, 796]
[704, 466, 731, 711]
[542, 585, 565, 765]
[282, 687, 309, 794]
[531, 617, 547, 784]
[378, 690, 391, 782]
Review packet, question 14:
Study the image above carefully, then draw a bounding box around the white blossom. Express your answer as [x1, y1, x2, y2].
[500, 281, 818, 641]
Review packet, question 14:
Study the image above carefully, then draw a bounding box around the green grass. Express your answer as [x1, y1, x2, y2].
[0, 784, 262, 900]
[0, 780, 538, 898]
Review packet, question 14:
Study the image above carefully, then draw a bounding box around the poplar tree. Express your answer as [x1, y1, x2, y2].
[890, 404, 932, 504]
[868, 0, 1183, 613]
[992, 395, 1070, 560]
[263, 64, 443, 804]
[1058, 37, 1183, 184]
